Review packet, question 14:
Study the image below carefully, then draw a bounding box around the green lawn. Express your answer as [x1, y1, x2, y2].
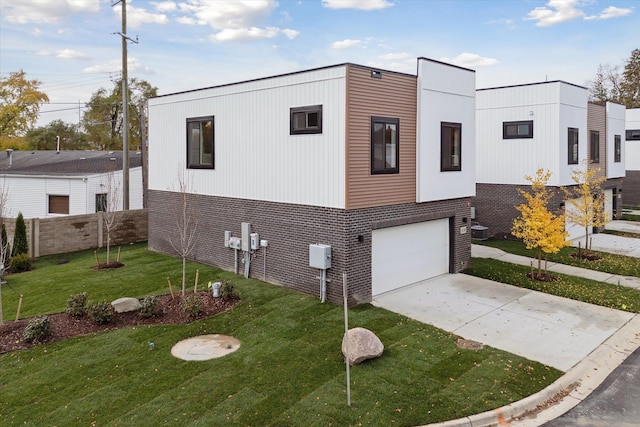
[475, 238, 640, 277]
[0, 244, 561, 426]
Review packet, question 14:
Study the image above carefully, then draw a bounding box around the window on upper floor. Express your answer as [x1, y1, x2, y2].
[371, 116, 399, 174]
[49, 195, 69, 214]
[187, 116, 214, 169]
[290, 105, 322, 135]
[590, 130, 600, 163]
[503, 120, 533, 139]
[627, 129, 640, 141]
[615, 135, 622, 163]
[96, 193, 107, 212]
[568, 127, 579, 165]
[441, 122, 462, 172]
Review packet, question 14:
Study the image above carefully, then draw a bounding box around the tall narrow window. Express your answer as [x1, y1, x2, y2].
[614, 135, 621, 163]
[590, 130, 600, 163]
[371, 117, 399, 174]
[568, 127, 579, 165]
[290, 105, 322, 135]
[96, 193, 107, 212]
[49, 195, 69, 214]
[441, 122, 462, 172]
[503, 120, 533, 139]
[186, 116, 214, 169]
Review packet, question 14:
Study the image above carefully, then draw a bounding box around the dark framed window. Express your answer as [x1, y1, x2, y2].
[96, 193, 107, 212]
[615, 135, 622, 163]
[371, 116, 399, 174]
[503, 120, 533, 139]
[568, 127, 579, 165]
[590, 130, 599, 163]
[49, 195, 69, 214]
[441, 122, 462, 172]
[627, 129, 640, 141]
[187, 116, 214, 169]
[290, 105, 322, 135]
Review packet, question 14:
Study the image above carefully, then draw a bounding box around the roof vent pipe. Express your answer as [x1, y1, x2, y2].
[6, 149, 13, 167]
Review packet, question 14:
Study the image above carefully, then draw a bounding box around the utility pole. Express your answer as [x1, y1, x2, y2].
[112, 0, 138, 210]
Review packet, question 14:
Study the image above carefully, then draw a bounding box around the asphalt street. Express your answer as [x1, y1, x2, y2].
[543, 345, 640, 427]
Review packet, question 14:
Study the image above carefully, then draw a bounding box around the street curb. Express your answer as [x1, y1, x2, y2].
[420, 313, 640, 427]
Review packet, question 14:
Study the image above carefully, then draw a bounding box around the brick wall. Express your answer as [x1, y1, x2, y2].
[148, 190, 471, 306]
[2, 209, 148, 258]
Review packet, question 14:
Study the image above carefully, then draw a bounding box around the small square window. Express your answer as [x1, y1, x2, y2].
[568, 127, 579, 165]
[371, 116, 399, 174]
[290, 105, 322, 135]
[503, 120, 533, 139]
[186, 116, 214, 169]
[441, 122, 462, 172]
[49, 195, 69, 214]
[627, 129, 640, 141]
[615, 135, 622, 163]
[590, 130, 599, 163]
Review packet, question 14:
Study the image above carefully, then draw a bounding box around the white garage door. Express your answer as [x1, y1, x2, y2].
[372, 218, 450, 296]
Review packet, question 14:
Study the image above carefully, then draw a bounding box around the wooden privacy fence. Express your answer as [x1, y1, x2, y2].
[2, 209, 148, 258]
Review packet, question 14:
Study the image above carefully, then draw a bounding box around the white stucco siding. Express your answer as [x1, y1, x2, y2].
[476, 82, 587, 187]
[149, 67, 347, 208]
[416, 59, 476, 202]
[626, 108, 640, 171]
[606, 102, 626, 179]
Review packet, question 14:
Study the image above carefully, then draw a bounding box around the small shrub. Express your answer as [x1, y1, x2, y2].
[180, 295, 201, 317]
[88, 301, 114, 324]
[220, 280, 238, 299]
[23, 316, 51, 343]
[66, 292, 88, 317]
[139, 295, 159, 319]
[9, 253, 32, 273]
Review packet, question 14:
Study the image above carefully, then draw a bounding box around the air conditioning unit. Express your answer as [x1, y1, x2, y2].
[471, 225, 489, 240]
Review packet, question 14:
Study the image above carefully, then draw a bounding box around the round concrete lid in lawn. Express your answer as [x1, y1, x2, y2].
[171, 334, 241, 361]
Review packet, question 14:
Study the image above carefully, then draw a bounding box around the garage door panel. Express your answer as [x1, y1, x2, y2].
[372, 219, 449, 296]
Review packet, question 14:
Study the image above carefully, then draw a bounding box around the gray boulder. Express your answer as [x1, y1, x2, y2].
[111, 297, 141, 313]
[342, 327, 384, 365]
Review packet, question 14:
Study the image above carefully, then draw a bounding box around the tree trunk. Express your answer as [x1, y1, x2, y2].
[537, 247, 542, 275]
[585, 227, 590, 251]
[182, 256, 186, 296]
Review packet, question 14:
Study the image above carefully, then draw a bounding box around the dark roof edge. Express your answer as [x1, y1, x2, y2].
[416, 57, 476, 73]
[151, 62, 418, 99]
[477, 80, 587, 91]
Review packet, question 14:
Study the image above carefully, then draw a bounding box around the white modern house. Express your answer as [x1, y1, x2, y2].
[474, 81, 625, 240]
[0, 150, 143, 219]
[625, 108, 640, 206]
[147, 58, 476, 305]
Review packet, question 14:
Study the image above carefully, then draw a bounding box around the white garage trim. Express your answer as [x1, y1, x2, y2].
[372, 218, 450, 296]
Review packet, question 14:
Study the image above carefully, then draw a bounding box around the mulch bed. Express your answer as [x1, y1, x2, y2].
[0, 292, 239, 354]
[526, 272, 559, 282]
[570, 251, 602, 261]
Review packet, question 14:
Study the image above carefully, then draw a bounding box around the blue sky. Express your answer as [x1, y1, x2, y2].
[0, 0, 637, 127]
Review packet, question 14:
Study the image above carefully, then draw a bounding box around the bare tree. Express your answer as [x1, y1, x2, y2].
[0, 180, 10, 325]
[169, 167, 198, 295]
[102, 166, 121, 264]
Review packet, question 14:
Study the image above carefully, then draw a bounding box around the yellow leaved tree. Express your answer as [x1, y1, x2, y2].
[563, 160, 608, 252]
[512, 169, 569, 276]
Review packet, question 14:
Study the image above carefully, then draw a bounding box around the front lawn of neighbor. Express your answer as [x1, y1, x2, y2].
[0, 244, 561, 426]
[475, 238, 640, 277]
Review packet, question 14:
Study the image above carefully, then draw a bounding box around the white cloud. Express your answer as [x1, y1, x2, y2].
[176, 0, 296, 42]
[124, 5, 169, 28]
[440, 53, 498, 68]
[83, 57, 152, 74]
[331, 39, 362, 49]
[525, 0, 584, 27]
[1, 0, 101, 24]
[322, 0, 393, 11]
[586, 6, 633, 20]
[151, 1, 178, 13]
[57, 49, 90, 60]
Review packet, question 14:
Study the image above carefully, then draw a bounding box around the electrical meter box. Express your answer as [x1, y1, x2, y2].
[229, 236, 242, 250]
[309, 244, 331, 269]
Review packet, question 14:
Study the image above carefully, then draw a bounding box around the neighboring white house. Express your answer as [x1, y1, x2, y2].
[625, 108, 640, 206]
[474, 81, 625, 240]
[0, 150, 143, 219]
[147, 58, 476, 304]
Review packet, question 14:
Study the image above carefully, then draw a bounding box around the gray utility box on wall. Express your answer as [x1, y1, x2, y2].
[309, 244, 331, 269]
[470, 225, 489, 240]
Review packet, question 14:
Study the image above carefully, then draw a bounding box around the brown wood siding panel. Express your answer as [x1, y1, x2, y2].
[345, 65, 417, 209]
[587, 103, 606, 179]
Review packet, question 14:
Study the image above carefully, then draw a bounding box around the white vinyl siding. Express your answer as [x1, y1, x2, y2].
[476, 81, 587, 187]
[606, 102, 626, 178]
[416, 59, 476, 202]
[149, 67, 347, 208]
[625, 109, 640, 171]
